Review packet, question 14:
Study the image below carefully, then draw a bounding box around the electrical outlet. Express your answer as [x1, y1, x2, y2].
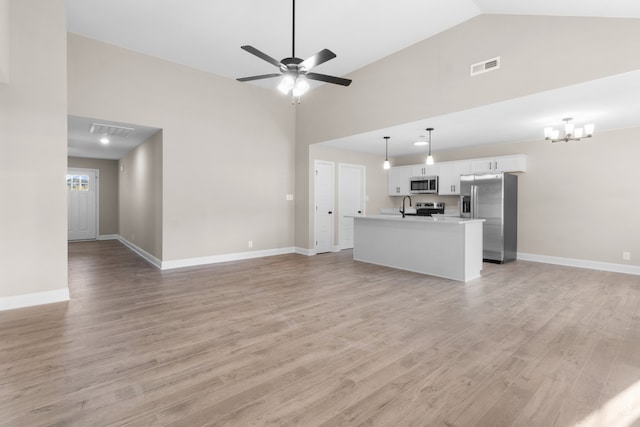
[286, 194, 294, 201]
[623, 251, 631, 261]
[248, 240, 253, 248]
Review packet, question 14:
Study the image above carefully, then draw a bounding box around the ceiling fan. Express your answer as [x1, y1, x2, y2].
[236, 0, 352, 100]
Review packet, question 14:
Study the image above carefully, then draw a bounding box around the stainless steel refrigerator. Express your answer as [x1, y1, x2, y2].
[460, 173, 518, 263]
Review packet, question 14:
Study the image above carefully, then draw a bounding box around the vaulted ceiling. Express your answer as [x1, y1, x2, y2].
[66, 1, 640, 157]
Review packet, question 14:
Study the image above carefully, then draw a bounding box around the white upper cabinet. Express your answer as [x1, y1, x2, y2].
[470, 155, 527, 174]
[411, 164, 439, 177]
[438, 161, 471, 195]
[387, 165, 412, 196]
[388, 155, 526, 197]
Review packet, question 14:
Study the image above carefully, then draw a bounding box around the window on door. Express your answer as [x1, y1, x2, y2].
[66, 175, 90, 192]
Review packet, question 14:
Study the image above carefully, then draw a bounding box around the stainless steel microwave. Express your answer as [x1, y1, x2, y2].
[410, 176, 438, 194]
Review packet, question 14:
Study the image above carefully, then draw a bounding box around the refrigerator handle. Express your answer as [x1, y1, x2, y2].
[471, 185, 475, 219]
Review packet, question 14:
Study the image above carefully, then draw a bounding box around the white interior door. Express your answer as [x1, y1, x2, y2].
[339, 163, 365, 250]
[67, 168, 98, 241]
[314, 160, 334, 254]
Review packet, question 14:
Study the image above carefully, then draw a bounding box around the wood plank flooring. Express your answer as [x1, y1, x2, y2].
[1, 240, 639, 426]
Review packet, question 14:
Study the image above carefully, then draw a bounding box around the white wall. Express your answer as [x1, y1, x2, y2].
[0, 0, 68, 308]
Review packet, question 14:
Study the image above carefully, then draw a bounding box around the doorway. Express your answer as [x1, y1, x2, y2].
[338, 163, 365, 250]
[314, 160, 334, 254]
[67, 168, 98, 240]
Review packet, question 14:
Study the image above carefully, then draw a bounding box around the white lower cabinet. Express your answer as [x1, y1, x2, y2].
[438, 161, 471, 195]
[387, 166, 412, 196]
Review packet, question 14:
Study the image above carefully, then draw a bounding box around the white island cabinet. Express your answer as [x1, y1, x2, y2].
[353, 215, 485, 282]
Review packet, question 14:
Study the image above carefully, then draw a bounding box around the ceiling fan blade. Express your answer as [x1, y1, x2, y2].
[299, 49, 336, 71]
[241, 45, 283, 68]
[236, 73, 282, 82]
[305, 72, 352, 87]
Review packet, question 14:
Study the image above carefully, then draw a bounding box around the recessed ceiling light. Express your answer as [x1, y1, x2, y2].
[414, 135, 428, 146]
[100, 137, 109, 144]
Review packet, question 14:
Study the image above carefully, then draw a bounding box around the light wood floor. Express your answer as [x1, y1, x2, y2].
[1, 240, 639, 427]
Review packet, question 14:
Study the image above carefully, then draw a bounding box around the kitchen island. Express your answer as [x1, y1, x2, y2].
[353, 215, 485, 282]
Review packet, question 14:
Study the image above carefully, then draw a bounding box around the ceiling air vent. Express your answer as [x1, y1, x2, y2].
[89, 123, 135, 138]
[470, 56, 500, 76]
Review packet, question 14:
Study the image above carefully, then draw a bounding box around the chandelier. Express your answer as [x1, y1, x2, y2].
[544, 118, 595, 143]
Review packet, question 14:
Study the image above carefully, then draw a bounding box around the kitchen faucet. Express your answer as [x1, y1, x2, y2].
[400, 196, 412, 218]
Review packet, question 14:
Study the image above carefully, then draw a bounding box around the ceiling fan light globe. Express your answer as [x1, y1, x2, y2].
[292, 78, 310, 97]
[278, 75, 295, 94]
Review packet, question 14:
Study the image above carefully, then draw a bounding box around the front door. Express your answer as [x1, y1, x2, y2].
[67, 168, 98, 240]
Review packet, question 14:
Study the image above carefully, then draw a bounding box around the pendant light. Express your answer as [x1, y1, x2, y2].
[425, 128, 435, 165]
[383, 136, 391, 170]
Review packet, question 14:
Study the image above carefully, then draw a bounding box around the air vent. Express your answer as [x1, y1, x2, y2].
[470, 56, 500, 76]
[89, 123, 135, 138]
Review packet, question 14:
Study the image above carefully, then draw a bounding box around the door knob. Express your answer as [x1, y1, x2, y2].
[328, 211, 333, 214]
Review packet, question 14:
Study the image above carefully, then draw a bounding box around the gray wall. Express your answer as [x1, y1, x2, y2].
[68, 156, 119, 236]
[0, 0, 68, 300]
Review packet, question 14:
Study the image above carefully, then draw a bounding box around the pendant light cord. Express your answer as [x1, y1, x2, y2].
[384, 136, 390, 160]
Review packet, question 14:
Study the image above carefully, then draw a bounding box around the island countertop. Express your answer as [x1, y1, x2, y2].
[355, 215, 485, 225]
[352, 215, 484, 282]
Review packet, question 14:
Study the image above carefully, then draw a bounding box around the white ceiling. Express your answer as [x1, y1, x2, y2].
[65, 0, 640, 158]
[320, 70, 640, 156]
[68, 116, 160, 160]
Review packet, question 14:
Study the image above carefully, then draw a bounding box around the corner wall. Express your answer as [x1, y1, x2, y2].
[0, 0, 68, 309]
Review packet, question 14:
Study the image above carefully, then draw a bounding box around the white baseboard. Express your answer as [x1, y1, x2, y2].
[0, 288, 70, 311]
[117, 236, 162, 269]
[162, 247, 297, 270]
[517, 252, 640, 276]
[295, 247, 317, 256]
[98, 234, 119, 241]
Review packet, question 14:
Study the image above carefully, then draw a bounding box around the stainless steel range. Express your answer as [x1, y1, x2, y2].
[415, 202, 445, 216]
